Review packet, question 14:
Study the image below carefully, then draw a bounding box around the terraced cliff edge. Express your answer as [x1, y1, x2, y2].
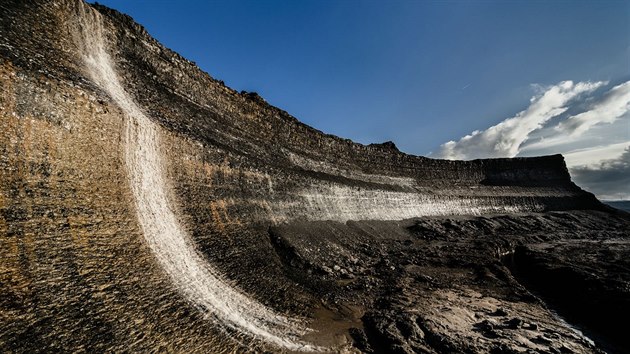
[2, 1, 627, 353]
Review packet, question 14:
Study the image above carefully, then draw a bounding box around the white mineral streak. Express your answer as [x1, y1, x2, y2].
[285, 146, 548, 222]
[73, 7, 320, 351]
[295, 185, 541, 222]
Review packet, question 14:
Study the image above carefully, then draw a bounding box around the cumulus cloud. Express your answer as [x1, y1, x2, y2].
[570, 146, 630, 200]
[556, 81, 630, 136]
[434, 80, 605, 160]
[563, 142, 630, 168]
[431, 79, 630, 200]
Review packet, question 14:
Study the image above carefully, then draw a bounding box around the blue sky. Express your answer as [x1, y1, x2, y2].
[92, 0, 629, 199]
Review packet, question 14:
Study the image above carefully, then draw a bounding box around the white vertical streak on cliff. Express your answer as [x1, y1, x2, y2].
[72, 6, 320, 352]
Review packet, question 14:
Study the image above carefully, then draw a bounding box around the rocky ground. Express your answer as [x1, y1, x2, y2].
[271, 210, 630, 353]
[506, 239, 630, 353]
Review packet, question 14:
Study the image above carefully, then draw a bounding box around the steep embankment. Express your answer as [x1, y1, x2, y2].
[73, 5, 317, 351]
[0, 0, 616, 353]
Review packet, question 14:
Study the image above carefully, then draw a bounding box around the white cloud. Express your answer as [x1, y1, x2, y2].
[433, 80, 605, 160]
[563, 142, 630, 168]
[570, 145, 630, 200]
[556, 81, 630, 136]
[431, 79, 630, 200]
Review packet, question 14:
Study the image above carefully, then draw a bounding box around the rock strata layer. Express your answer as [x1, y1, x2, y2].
[1, 1, 627, 353]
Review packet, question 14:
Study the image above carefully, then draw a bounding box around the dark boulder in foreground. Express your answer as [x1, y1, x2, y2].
[1, 0, 628, 352]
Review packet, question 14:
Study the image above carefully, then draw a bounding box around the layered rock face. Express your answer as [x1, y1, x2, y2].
[1, 1, 627, 353]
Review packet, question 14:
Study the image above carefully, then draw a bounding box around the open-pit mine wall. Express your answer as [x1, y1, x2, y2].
[0, 0, 603, 352]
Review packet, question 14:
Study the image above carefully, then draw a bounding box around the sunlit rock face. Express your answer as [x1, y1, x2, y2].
[2, 1, 626, 353]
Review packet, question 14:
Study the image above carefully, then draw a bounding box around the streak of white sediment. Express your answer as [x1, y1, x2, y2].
[296, 185, 543, 222]
[74, 7, 320, 352]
